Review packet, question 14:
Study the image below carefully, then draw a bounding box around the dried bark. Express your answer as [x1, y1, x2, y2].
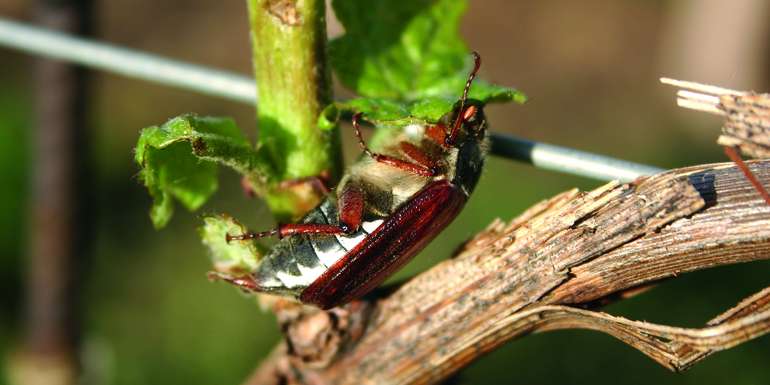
[660, 77, 770, 159]
[246, 161, 770, 385]
[717, 93, 770, 159]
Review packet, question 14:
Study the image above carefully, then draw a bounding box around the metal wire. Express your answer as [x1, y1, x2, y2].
[0, 18, 256, 103]
[490, 133, 663, 182]
[0, 17, 665, 182]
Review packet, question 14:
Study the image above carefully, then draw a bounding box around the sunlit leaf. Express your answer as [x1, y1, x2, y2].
[199, 214, 263, 273]
[135, 114, 263, 228]
[330, 0, 526, 104]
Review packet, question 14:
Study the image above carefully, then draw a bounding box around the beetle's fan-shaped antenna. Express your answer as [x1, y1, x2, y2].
[446, 51, 482, 146]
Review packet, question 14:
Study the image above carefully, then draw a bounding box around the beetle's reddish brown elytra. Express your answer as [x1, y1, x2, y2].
[211, 52, 490, 309]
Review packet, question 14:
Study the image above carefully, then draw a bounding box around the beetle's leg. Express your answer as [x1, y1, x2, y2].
[227, 223, 346, 242]
[207, 271, 260, 292]
[227, 185, 365, 242]
[337, 183, 364, 233]
[353, 113, 438, 177]
[399, 141, 439, 171]
[724, 146, 770, 205]
[425, 123, 448, 146]
[366, 153, 437, 177]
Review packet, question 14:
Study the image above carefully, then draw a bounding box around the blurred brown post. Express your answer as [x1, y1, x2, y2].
[8, 1, 93, 384]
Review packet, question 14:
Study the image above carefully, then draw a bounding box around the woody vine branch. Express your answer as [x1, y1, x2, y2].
[246, 160, 770, 385]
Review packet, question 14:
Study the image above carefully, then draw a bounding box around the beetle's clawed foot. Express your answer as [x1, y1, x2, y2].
[224, 232, 250, 243]
[207, 271, 260, 292]
[225, 229, 280, 243]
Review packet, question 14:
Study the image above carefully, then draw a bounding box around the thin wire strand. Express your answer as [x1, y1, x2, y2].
[0, 17, 257, 103]
[0, 17, 664, 182]
[489, 133, 663, 182]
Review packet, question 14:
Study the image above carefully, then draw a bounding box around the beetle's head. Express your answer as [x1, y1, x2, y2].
[442, 98, 487, 197]
[444, 100, 487, 146]
[443, 52, 487, 147]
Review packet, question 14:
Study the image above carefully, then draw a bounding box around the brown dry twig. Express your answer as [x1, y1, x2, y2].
[660, 77, 770, 159]
[661, 77, 770, 205]
[245, 161, 770, 385]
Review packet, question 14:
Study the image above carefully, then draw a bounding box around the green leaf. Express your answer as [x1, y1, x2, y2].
[330, 0, 468, 100]
[199, 214, 263, 273]
[327, 0, 526, 131]
[135, 114, 263, 228]
[330, 0, 527, 105]
[321, 82, 526, 129]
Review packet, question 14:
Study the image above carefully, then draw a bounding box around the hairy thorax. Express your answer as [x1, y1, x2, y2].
[343, 129, 458, 218]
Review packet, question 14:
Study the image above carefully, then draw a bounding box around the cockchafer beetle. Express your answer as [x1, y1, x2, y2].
[211, 52, 489, 309]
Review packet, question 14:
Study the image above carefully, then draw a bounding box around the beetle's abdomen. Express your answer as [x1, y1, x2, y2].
[300, 180, 467, 309]
[251, 199, 384, 299]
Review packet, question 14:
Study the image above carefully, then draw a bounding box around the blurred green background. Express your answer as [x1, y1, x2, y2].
[1, 1, 769, 384]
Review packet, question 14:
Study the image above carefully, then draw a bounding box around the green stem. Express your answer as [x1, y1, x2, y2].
[247, 0, 341, 219]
